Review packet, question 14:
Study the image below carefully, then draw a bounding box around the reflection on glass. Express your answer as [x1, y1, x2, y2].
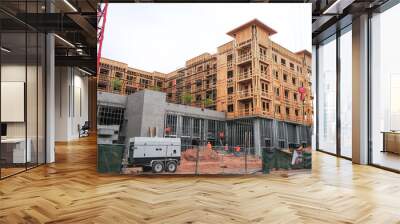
[38, 33, 46, 165]
[1, 31, 27, 177]
[318, 37, 337, 154]
[0, 1, 46, 178]
[371, 3, 400, 171]
[340, 29, 352, 158]
[27, 32, 38, 169]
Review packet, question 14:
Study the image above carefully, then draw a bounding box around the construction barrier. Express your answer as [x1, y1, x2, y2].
[97, 144, 124, 173]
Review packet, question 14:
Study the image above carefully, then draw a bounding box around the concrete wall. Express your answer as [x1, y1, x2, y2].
[97, 125, 120, 144]
[124, 90, 167, 145]
[166, 103, 225, 121]
[97, 91, 127, 107]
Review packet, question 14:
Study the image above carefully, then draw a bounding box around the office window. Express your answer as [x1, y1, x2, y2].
[318, 35, 337, 154]
[371, 4, 400, 170]
[340, 28, 352, 158]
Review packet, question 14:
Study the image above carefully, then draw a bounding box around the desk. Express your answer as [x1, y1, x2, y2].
[1, 138, 31, 164]
[382, 131, 400, 154]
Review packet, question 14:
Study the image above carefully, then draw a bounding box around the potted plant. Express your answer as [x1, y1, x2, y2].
[181, 92, 193, 105]
[202, 98, 214, 110]
[112, 78, 122, 92]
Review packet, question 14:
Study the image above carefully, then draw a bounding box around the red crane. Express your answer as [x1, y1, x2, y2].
[97, 2, 109, 74]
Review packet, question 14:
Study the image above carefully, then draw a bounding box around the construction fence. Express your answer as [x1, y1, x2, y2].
[97, 143, 312, 175]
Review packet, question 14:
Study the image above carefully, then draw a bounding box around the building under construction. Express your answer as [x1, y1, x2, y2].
[97, 19, 313, 152]
[98, 90, 311, 156]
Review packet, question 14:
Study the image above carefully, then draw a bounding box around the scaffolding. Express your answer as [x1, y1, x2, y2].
[164, 112, 312, 154]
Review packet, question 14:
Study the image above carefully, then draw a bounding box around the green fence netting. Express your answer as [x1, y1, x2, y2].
[97, 144, 125, 173]
[262, 148, 311, 173]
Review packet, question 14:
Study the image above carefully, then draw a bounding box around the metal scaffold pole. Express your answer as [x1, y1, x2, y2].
[97, 2, 109, 75]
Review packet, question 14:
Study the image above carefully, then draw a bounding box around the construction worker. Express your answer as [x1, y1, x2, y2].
[235, 146, 240, 152]
[207, 142, 212, 151]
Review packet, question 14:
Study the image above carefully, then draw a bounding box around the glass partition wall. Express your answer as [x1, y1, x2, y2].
[370, 3, 400, 171]
[0, 2, 46, 179]
[315, 26, 352, 159]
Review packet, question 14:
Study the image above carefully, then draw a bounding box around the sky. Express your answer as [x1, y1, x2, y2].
[102, 3, 311, 73]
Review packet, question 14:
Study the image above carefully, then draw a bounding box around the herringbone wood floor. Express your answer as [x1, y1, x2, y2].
[1, 135, 400, 224]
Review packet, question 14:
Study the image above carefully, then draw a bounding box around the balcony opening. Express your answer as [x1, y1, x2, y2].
[227, 87, 234, 94]
[281, 58, 286, 66]
[227, 70, 233, 79]
[275, 105, 281, 114]
[227, 104, 234, 112]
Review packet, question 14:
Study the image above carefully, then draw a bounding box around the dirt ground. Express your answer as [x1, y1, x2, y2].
[175, 149, 262, 174]
[123, 146, 311, 175]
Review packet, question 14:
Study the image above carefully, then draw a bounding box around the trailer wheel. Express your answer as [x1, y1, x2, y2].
[152, 161, 164, 173]
[166, 161, 177, 173]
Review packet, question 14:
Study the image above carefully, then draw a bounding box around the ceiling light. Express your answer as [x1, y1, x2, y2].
[78, 67, 92, 76]
[323, 0, 355, 15]
[1, 47, 11, 53]
[54, 34, 75, 48]
[63, 0, 78, 12]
